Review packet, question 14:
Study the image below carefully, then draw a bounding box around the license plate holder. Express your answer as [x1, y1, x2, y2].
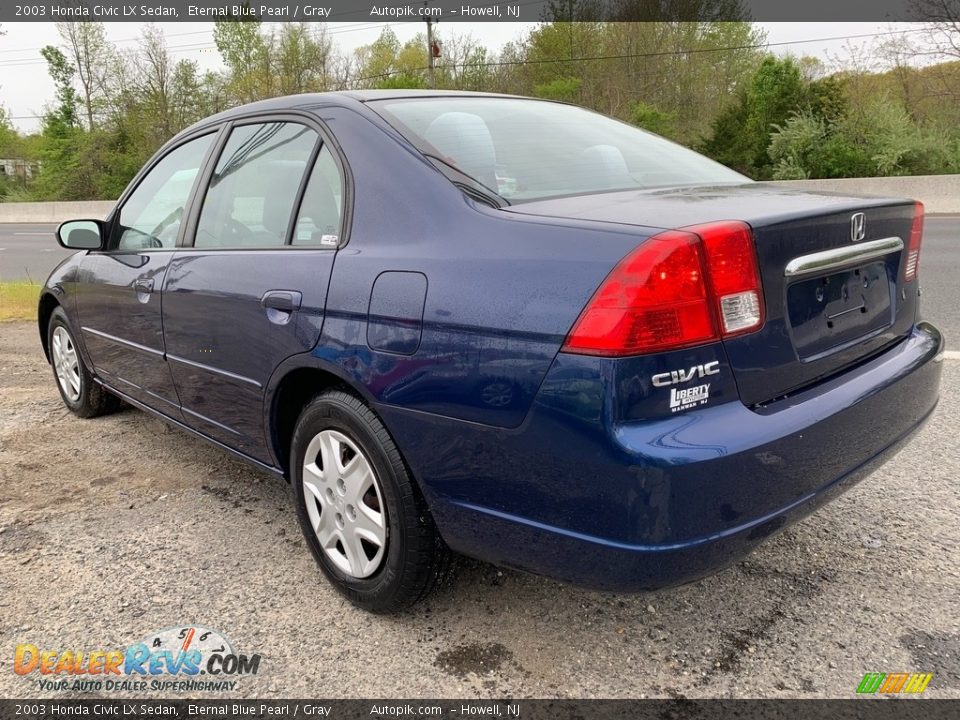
[787, 261, 893, 360]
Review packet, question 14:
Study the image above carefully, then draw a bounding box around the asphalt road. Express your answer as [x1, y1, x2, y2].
[0, 321, 958, 700]
[0, 223, 70, 283]
[921, 217, 959, 345]
[1, 217, 957, 344]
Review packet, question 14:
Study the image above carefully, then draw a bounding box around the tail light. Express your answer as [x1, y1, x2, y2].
[904, 201, 923, 282]
[562, 221, 764, 356]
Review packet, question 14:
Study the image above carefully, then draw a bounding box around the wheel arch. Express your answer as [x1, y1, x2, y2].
[38, 292, 61, 363]
[264, 356, 381, 480]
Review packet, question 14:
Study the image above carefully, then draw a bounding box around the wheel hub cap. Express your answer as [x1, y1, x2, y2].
[51, 326, 81, 402]
[302, 429, 387, 578]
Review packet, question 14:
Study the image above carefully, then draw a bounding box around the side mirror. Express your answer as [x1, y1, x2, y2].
[57, 220, 104, 250]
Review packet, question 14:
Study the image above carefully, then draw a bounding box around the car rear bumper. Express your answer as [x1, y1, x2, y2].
[382, 322, 944, 592]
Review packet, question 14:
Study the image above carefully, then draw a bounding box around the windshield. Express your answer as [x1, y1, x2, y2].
[368, 96, 749, 203]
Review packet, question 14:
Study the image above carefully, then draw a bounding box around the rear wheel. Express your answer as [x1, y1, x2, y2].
[291, 390, 450, 612]
[47, 307, 121, 418]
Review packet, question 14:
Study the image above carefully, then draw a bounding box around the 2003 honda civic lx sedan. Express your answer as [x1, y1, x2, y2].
[41, 91, 943, 611]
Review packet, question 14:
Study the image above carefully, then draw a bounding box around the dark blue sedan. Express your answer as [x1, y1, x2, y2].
[40, 91, 943, 611]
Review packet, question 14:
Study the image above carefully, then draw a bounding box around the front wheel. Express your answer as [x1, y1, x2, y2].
[47, 306, 121, 418]
[291, 390, 450, 612]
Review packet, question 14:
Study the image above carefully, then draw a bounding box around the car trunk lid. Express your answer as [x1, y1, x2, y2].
[725, 201, 918, 405]
[509, 183, 920, 406]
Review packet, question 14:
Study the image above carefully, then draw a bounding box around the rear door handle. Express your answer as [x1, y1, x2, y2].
[261, 290, 302, 314]
[134, 278, 154, 293]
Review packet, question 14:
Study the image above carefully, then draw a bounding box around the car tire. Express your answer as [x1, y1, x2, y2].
[47, 306, 121, 418]
[291, 390, 451, 612]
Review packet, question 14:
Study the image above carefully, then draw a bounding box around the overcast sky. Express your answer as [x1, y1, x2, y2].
[0, 21, 929, 133]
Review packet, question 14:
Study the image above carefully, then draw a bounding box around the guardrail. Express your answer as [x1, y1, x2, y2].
[0, 175, 957, 223]
[0, 201, 116, 224]
[770, 175, 960, 214]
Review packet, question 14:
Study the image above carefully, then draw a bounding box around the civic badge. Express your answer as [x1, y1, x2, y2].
[851, 212, 866, 242]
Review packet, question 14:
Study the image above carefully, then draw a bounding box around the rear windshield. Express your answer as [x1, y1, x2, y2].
[368, 97, 748, 203]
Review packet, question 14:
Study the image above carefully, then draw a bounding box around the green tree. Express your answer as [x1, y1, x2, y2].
[39, 46, 80, 130]
[533, 77, 582, 101]
[769, 96, 960, 179]
[0, 108, 18, 156]
[33, 44, 83, 200]
[495, 21, 762, 144]
[768, 112, 826, 179]
[214, 20, 271, 102]
[136, 25, 175, 140]
[273, 23, 333, 95]
[702, 56, 809, 178]
[170, 60, 205, 129]
[0, 107, 28, 199]
[355, 27, 402, 86]
[629, 101, 678, 139]
[56, 22, 114, 130]
[453, 44, 493, 91]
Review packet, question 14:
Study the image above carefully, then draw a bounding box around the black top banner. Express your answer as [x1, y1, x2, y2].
[2, 699, 960, 720]
[1, 0, 955, 23]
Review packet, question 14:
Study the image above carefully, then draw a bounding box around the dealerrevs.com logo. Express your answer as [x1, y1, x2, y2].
[14, 625, 262, 693]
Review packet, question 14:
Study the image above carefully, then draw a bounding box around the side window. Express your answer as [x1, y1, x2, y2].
[292, 145, 344, 246]
[195, 122, 317, 248]
[111, 133, 214, 250]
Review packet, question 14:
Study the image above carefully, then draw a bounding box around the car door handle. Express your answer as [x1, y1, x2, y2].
[260, 290, 302, 313]
[134, 278, 154, 293]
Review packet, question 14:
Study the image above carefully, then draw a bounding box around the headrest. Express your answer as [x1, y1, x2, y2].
[424, 111, 498, 190]
[577, 145, 632, 189]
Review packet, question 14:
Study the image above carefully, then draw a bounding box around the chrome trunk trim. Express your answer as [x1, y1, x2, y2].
[784, 237, 903, 278]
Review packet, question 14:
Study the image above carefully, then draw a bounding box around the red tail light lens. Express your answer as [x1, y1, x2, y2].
[563, 221, 764, 356]
[904, 201, 923, 282]
[694, 221, 765, 335]
[561, 230, 716, 355]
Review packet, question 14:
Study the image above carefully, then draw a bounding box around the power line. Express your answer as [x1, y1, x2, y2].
[0, 23, 938, 118]
[0, 27, 210, 54]
[445, 27, 933, 69]
[0, 21, 401, 63]
[348, 26, 933, 83]
[0, 24, 931, 70]
[0, 21, 392, 55]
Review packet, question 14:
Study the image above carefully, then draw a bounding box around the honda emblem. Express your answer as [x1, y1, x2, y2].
[851, 212, 866, 242]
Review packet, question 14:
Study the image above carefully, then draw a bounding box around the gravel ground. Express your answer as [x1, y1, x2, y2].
[0, 321, 958, 700]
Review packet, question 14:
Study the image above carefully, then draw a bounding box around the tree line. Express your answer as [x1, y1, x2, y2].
[0, 18, 959, 201]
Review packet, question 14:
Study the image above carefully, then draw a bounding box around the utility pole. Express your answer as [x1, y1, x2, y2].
[424, 1, 436, 88]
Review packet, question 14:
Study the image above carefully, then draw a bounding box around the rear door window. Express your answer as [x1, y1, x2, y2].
[195, 122, 318, 248]
[291, 145, 343, 247]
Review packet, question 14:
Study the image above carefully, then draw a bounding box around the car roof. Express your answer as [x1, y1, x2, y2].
[184, 90, 533, 126]
[341, 89, 530, 102]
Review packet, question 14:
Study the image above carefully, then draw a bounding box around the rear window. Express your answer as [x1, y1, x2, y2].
[368, 97, 748, 203]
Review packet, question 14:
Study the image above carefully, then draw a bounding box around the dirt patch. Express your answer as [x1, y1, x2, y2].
[0, 521, 47, 555]
[435, 643, 513, 678]
[902, 631, 960, 689]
